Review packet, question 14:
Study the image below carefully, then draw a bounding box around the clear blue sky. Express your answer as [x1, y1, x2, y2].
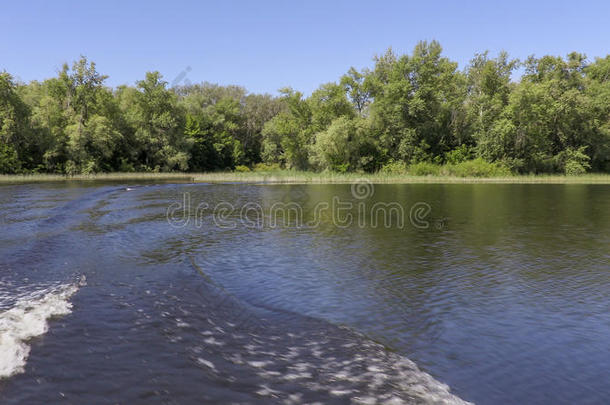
[1, 0, 609, 95]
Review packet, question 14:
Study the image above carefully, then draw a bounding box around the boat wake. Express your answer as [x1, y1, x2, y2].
[0, 276, 85, 379]
[149, 266, 473, 404]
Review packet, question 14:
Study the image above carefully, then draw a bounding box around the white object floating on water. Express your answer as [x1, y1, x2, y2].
[0, 279, 83, 379]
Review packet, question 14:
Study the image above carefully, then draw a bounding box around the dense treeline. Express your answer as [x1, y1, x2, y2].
[1, 41, 609, 175]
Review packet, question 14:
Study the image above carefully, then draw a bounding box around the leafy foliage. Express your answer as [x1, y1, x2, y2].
[1, 45, 609, 174]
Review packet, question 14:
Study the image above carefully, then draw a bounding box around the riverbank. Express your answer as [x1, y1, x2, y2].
[1, 171, 609, 184]
[0, 172, 194, 184]
[191, 171, 610, 184]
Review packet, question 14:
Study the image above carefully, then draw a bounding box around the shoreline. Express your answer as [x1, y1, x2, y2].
[0, 171, 609, 185]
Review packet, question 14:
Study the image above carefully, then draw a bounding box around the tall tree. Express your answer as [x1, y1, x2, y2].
[0, 72, 30, 173]
[368, 41, 465, 164]
[464, 51, 518, 163]
[261, 88, 312, 169]
[340, 67, 372, 117]
[123, 72, 189, 171]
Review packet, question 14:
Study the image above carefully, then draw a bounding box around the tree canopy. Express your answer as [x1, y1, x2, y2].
[1, 46, 609, 175]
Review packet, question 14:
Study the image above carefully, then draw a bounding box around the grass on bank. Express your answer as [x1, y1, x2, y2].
[0, 172, 194, 183]
[1, 170, 609, 184]
[192, 171, 610, 184]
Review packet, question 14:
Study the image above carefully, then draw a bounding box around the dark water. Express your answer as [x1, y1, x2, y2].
[0, 182, 608, 404]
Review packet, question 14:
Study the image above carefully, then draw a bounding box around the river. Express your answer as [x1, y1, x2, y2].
[0, 181, 608, 404]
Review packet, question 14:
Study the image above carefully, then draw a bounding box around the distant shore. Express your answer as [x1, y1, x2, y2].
[1, 171, 609, 184]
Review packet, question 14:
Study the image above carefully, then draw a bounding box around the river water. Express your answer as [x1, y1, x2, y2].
[0, 181, 608, 404]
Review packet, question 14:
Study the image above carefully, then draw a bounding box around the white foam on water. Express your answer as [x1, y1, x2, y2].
[0, 276, 85, 379]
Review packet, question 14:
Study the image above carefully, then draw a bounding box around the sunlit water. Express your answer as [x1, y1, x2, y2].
[0, 181, 608, 404]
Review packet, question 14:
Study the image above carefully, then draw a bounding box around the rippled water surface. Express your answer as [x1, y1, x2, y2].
[0, 181, 608, 404]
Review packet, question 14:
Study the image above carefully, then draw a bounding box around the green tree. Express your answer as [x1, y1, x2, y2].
[0, 72, 31, 172]
[61, 57, 123, 172]
[584, 56, 610, 171]
[368, 41, 465, 164]
[261, 88, 312, 169]
[242, 93, 283, 165]
[178, 83, 255, 170]
[309, 116, 377, 172]
[340, 67, 372, 117]
[464, 51, 518, 162]
[500, 53, 596, 172]
[123, 72, 189, 171]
